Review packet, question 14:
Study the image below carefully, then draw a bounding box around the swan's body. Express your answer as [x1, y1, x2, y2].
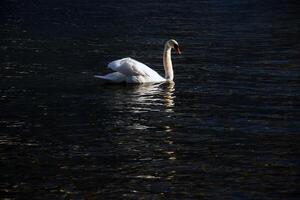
[95, 39, 181, 83]
[95, 57, 166, 83]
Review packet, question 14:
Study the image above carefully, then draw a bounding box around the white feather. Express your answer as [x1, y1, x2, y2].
[94, 72, 126, 83]
[102, 57, 165, 83]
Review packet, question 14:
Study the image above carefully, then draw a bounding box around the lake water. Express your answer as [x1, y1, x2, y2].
[1, 0, 299, 199]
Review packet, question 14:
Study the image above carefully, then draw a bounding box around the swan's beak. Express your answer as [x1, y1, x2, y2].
[174, 45, 181, 55]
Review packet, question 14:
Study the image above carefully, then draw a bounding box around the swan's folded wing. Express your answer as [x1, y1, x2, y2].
[107, 57, 150, 76]
[94, 72, 126, 83]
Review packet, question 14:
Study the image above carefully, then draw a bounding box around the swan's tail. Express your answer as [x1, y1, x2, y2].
[94, 72, 126, 83]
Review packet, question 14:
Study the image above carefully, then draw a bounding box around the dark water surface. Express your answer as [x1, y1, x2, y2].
[1, 0, 300, 199]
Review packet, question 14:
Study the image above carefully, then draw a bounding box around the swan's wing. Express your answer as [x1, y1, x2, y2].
[94, 72, 126, 83]
[107, 57, 152, 77]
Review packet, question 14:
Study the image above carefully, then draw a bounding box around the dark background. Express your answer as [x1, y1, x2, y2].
[1, 0, 300, 199]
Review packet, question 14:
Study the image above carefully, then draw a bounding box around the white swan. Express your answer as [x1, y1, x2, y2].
[94, 39, 181, 83]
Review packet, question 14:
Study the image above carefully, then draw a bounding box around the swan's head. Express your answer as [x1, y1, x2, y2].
[166, 39, 181, 54]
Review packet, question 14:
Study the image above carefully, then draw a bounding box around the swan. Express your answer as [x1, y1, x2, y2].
[94, 39, 181, 83]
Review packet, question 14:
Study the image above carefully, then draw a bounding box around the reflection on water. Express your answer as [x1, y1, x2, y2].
[127, 82, 175, 113]
[114, 82, 175, 131]
[163, 82, 175, 112]
[104, 82, 179, 190]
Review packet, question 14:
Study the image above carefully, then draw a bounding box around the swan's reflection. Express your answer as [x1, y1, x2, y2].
[128, 83, 178, 165]
[126, 82, 175, 114]
[121, 82, 176, 132]
[163, 124, 177, 160]
[110, 83, 178, 183]
[163, 82, 175, 112]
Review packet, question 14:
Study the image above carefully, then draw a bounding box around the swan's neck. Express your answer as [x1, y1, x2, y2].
[163, 46, 174, 81]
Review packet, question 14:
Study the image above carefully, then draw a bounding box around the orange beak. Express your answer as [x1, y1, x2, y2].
[174, 44, 181, 55]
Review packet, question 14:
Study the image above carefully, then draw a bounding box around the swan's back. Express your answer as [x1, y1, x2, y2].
[106, 58, 165, 83]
